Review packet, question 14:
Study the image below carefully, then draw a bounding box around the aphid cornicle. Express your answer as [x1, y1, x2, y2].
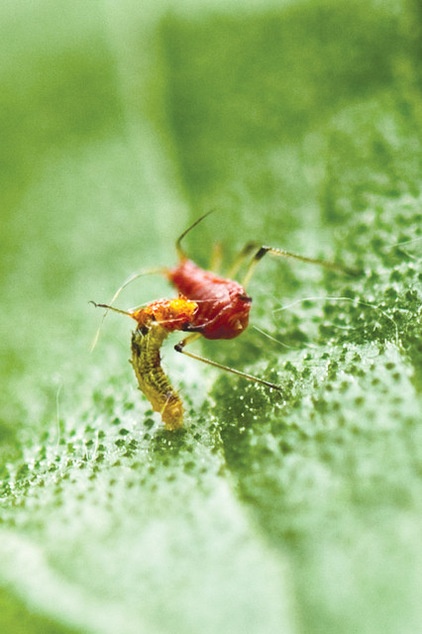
[93, 211, 356, 429]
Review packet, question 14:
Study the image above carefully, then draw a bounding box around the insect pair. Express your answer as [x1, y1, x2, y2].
[92, 211, 356, 430]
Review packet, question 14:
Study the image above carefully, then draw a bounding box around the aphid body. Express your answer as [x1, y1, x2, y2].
[168, 258, 252, 340]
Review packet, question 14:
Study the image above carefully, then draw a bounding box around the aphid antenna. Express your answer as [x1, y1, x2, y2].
[90, 301, 135, 351]
[385, 236, 422, 261]
[90, 301, 133, 317]
[387, 236, 422, 249]
[273, 295, 400, 347]
[176, 209, 217, 259]
[90, 267, 168, 351]
[109, 267, 169, 306]
[252, 324, 298, 350]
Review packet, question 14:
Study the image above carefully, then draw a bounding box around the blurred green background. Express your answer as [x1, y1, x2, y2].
[1, 0, 422, 632]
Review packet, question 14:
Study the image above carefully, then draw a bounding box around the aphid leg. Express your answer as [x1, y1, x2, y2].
[209, 241, 223, 273]
[226, 242, 259, 278]
[241, 244, 360, 288]
[174, 334, 283, 392]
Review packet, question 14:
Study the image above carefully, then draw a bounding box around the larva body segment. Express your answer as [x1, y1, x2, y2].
[129, 297, 198, 429]
[131, 324, 184, 430]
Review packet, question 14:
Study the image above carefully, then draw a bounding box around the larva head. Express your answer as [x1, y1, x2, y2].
[130, 297, 198, 332]
[164, 297, 198, 329]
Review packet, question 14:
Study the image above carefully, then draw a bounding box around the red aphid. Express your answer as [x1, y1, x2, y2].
[168, 258, 252, 340]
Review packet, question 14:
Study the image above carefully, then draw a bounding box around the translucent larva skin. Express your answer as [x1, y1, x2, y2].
[131, 325, 184, 430]
[129, 297, 198, 429]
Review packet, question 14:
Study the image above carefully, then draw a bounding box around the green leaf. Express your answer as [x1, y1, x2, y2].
[1, 1, 422, 633]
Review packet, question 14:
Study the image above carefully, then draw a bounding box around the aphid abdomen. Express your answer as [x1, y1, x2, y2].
[169, 258, 227, 300]
[169, 259, 252, 339]
[131, 324, 183, 430]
